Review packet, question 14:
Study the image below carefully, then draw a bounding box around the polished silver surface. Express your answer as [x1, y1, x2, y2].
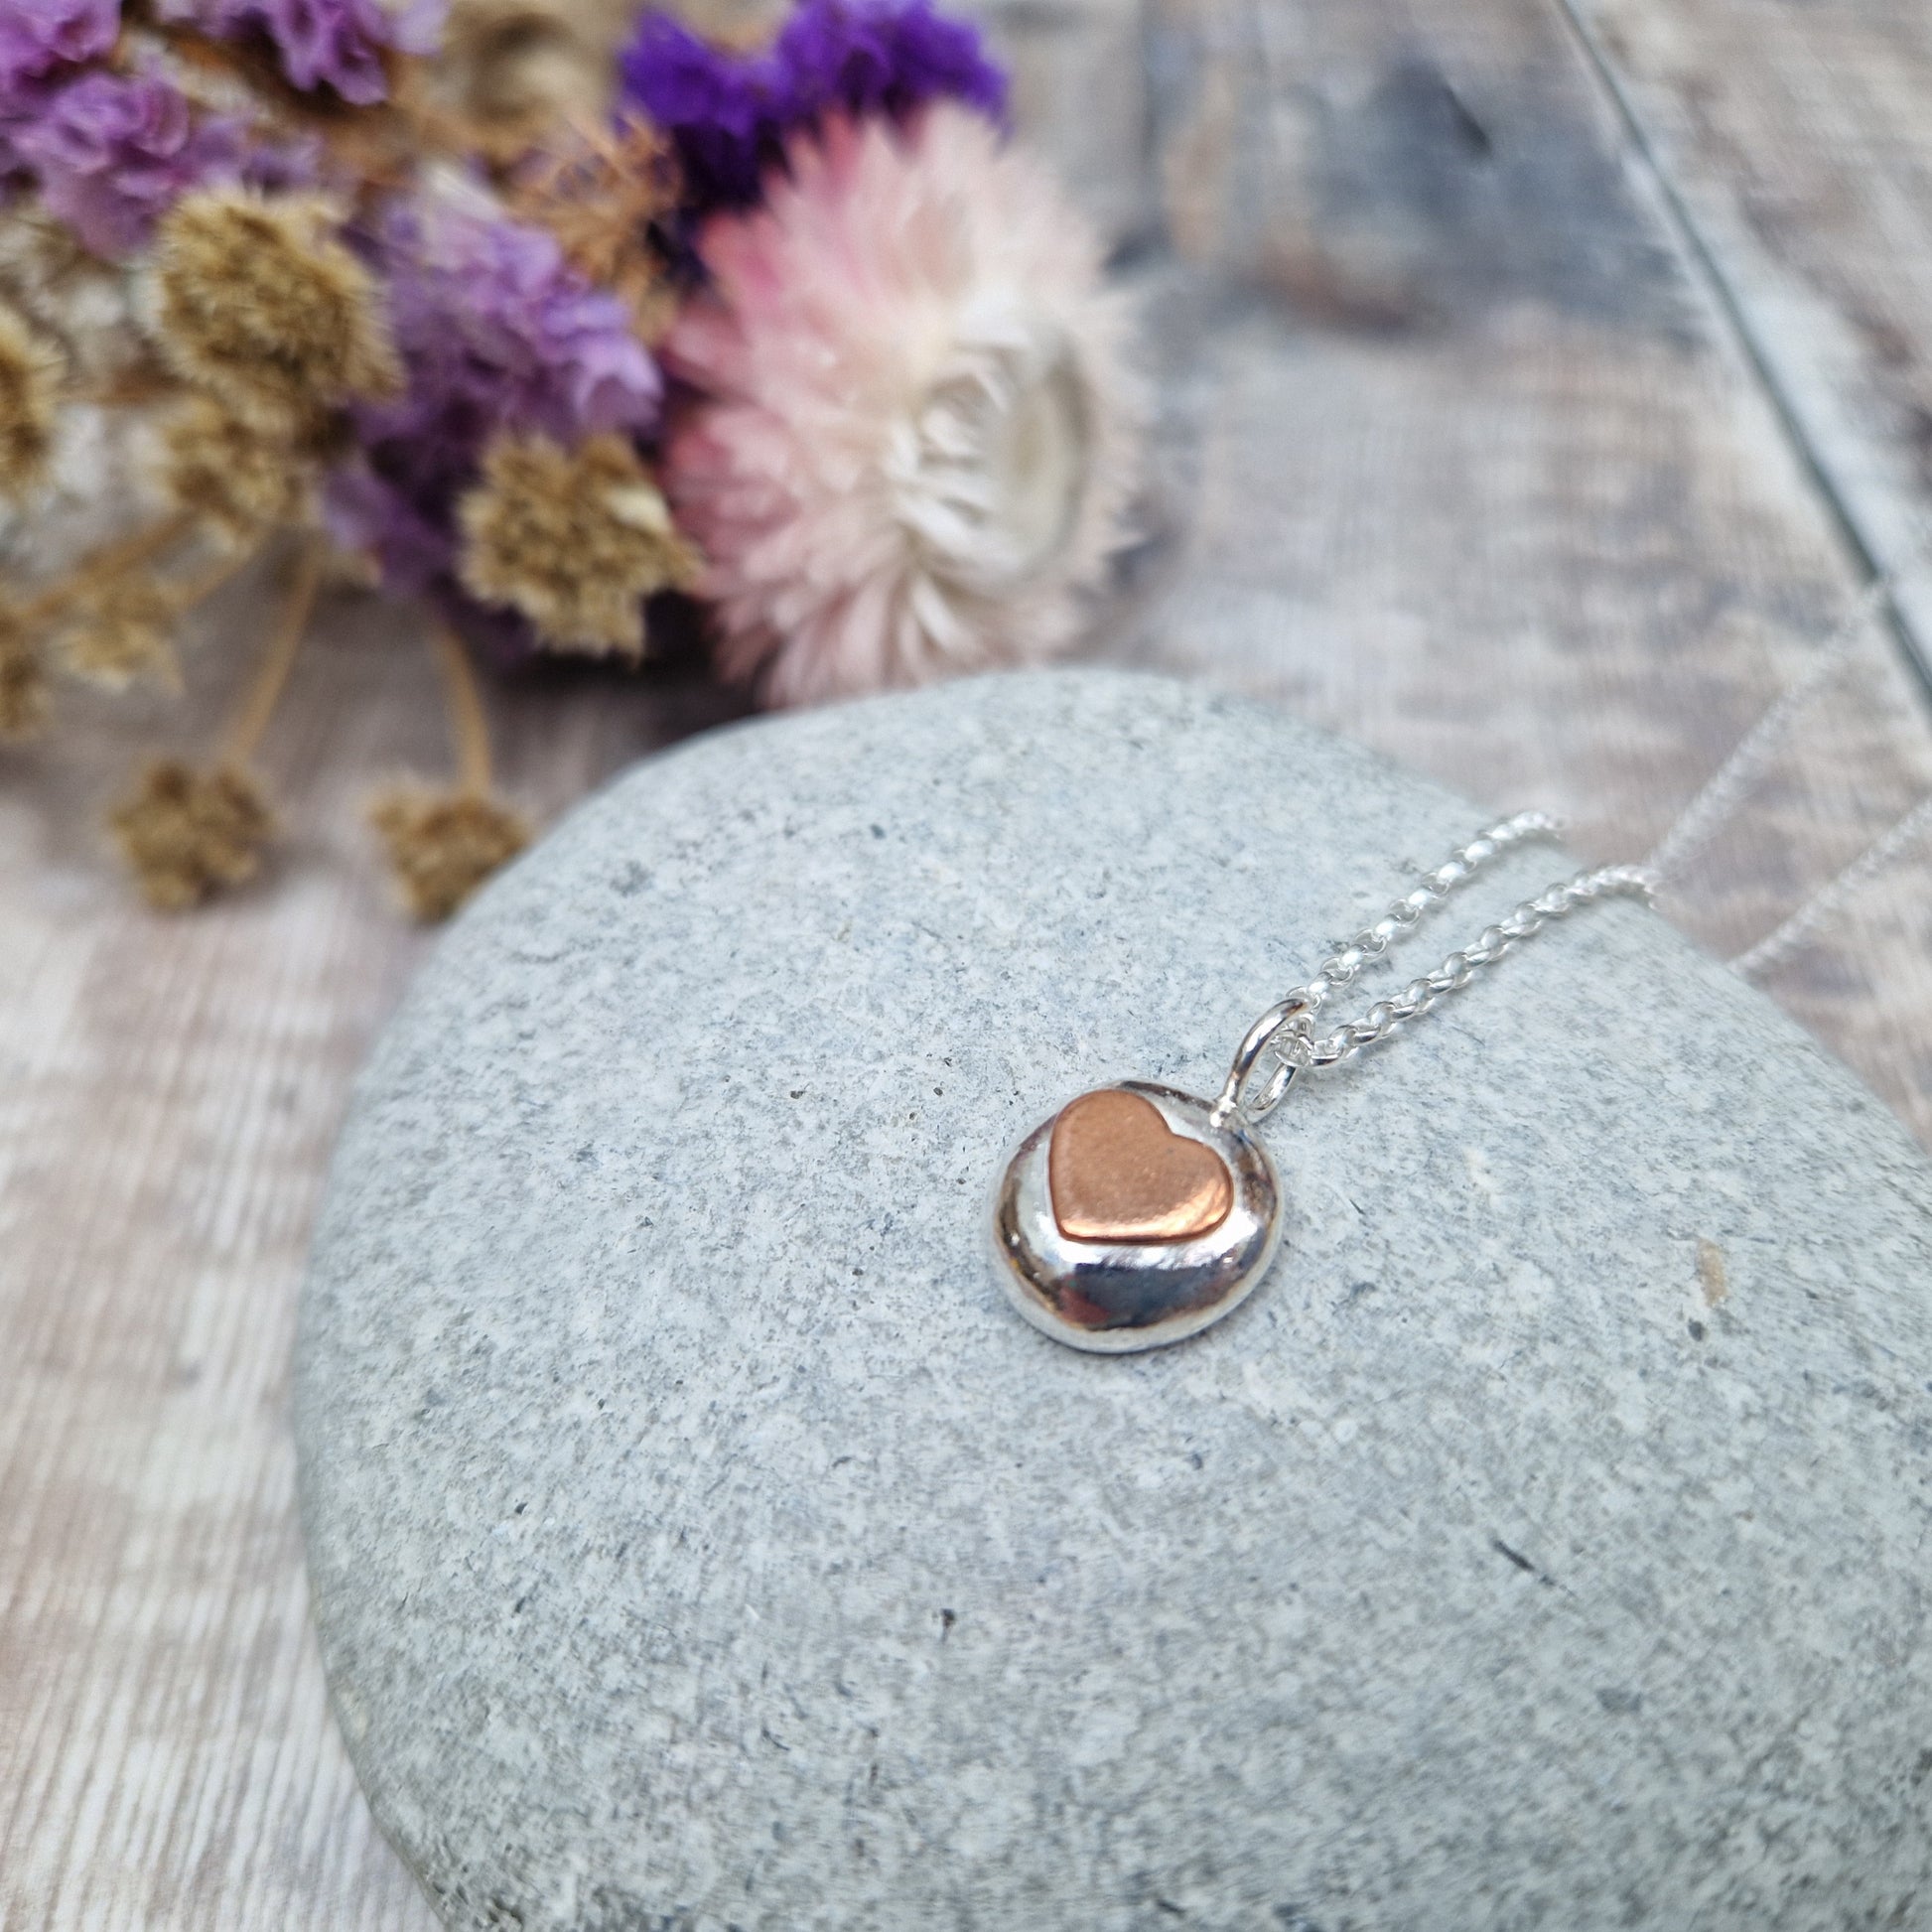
[994, 1083, 1283, 1353]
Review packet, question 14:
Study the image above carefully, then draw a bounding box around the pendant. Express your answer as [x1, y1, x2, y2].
[986, 820, 1658, 1353]
[992, 1082, 1284, 1353]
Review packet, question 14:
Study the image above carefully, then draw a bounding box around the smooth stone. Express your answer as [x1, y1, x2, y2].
[296, 667, 1932, 1932]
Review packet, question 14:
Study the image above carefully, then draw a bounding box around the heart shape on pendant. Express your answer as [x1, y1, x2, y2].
[1048, 1088, 1235, 1244]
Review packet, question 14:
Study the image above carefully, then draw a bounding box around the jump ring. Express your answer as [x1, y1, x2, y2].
[1212, 995, 1312, 1124]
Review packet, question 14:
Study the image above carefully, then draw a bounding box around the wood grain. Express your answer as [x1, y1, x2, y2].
[1568, 0, 1932, 687]
[4, 0, 1931, 1923]
[0, 596, 742, 1928]
[1122, 0, 1932, 1132]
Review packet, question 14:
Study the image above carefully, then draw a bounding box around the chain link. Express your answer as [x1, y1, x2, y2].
[1218, 813, 1657, 1122]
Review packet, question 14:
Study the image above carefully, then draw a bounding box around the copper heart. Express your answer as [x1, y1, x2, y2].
[1048, 1089, 1235, 1244]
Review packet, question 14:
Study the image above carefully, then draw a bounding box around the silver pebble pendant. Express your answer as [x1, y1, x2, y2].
[988, 815, 1658, 1353]
[992, 1082, 1284, 1353]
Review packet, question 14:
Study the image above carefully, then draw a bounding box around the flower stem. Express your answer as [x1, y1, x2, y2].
[170, 544, 257, 614]
[20, 509, 198, 623]
[429, 620, 494, 796]
[220, 536, 324, 767]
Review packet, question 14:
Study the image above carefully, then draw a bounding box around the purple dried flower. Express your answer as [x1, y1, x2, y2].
[14, 69, 240, 256]
[322, 462, 452, 587]
[778, 0, 1007, 122]
[327, 189, 661, 601]
[619, 15, 770, 210]
[236, 130, 326, 193]
[0, 0, 118, 107]
[619, 0, 1008, 213]
[376, 195, 663, 438]
[156, 0, 443, 105]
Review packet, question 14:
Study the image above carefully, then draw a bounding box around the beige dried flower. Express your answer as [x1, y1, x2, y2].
[510, 119, 681, 341]
[440, 0, 614, 150]
[60, 577, 184, 690]
[0, 298, 65, 499]
[149, 191, 399, 429]
[368, 785, 530, 920]
[156, 396, 314, 547]
[456, 432, 700, 656]
[110, 759, 275, 909]
[0, 609, 50, 740]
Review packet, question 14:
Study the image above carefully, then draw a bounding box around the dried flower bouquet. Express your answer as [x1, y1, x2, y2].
[0, 0, 1142, 914]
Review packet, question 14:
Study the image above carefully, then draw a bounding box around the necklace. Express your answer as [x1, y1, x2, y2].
[992, 813, 1657, 1353]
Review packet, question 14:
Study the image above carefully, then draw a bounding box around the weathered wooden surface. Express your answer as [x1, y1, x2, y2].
[1558, 0, 1932, 1096]
[0, 598, 741, 1930]
[1570, 0, 1932, 681]
[3, 0, 1931, 1923]
[1126, 0, 1932, 1127]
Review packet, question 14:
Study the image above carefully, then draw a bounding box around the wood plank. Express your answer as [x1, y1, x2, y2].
[0, 592, 748, 1927]
[1125, 0, 1932, 1137]
[1565, 0, 1932, 689]
[5, 0, 1932, 1924]
[3, 603, 448, 1929]
[1547, 0, 1932, 1092]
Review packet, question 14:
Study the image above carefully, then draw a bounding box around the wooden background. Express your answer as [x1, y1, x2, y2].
[5, 0, 1932, 1922]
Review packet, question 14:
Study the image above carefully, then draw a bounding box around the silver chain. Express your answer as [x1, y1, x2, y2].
[1214, 813, 1658, 1123]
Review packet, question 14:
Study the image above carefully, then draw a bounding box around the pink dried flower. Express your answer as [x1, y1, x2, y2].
[663, 101, 1141, 707]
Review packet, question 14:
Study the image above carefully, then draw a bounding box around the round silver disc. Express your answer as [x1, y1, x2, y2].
[991, 1082, 1284, 1353]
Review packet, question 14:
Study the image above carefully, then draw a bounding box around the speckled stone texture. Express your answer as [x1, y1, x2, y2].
[296, 668, 1932, 1932]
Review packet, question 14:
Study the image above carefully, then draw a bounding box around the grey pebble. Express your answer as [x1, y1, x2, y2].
[298, 667, 1932, 1932]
